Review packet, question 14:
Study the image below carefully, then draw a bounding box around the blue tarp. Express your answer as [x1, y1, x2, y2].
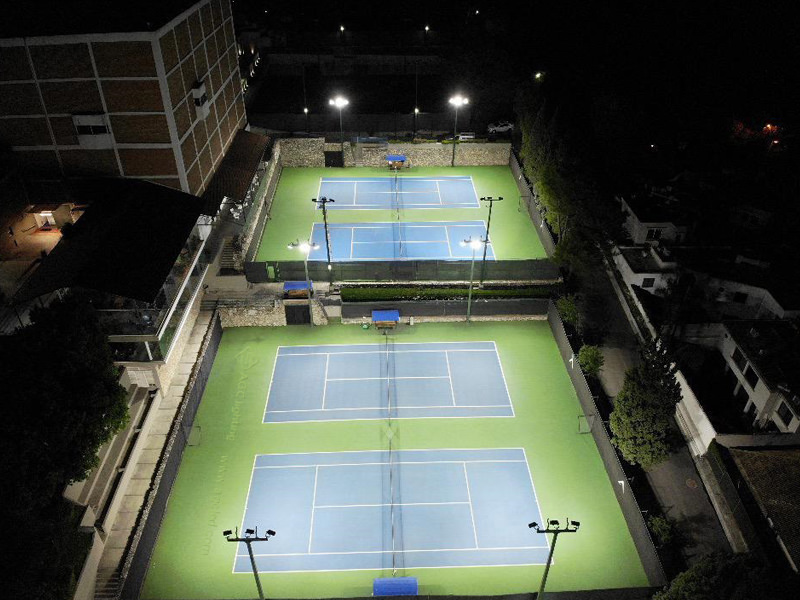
[373, 577, 418, 596]
[386, 154, 407, 162]
[284, 281, 311, 291]
[372, 309, 400, 322]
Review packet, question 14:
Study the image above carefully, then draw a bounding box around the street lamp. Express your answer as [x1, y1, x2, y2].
[287, 239, 320, 326]
[479, 196, 503, 284]
[460, 236, 485, 322]
[414, 107, 420, 138]
[528, 519, 580, 599]
[311, 197, 335, 276]
[222, 527, 276, 600]
[448, 95, 469, 166]
[303, 107, 309, 133]
[329, 96, 349, 156]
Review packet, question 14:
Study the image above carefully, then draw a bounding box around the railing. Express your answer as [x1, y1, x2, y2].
[245, 258, 561, 283]
[509, 149, 557, 256]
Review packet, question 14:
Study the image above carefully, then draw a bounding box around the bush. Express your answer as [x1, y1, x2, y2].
[556, 294, 581, 328]
[647, 514, 676, 548]
[578, 344, 604, 377]
[340, 285, 558, 302]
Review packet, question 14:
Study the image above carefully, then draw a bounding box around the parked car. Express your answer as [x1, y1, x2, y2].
[487, 121, 514, 134]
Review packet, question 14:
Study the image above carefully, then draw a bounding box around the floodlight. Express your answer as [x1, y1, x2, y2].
[222, 530, 233, 537]
[571, 521, 581, 528]
[245, 528, 255, 535]
[449, 95, 468, 107]
[329, 96, 349, 108]
[303, 107, 308, 114]
[425, 25, 430, 31]
[266, 530, 276, 536]
[549, 519, 560, 527]
[414, 107, 420, 114]
[528, 522, 538, 529]
[299, 242, 310, 253]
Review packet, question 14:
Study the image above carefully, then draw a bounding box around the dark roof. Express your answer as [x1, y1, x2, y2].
[619, 247, 673, 273]
[622, 194, 688, 225]
[201, 129, 270, 216]
[0, 0, 200, 38]
[729, 447, 800, 571]
[725, 320, 800, 406]
[14, 179, 204, 303]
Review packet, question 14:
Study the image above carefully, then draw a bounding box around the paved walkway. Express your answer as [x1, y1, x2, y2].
[595, 266, 730, 562]
[95, 311, 214, 599]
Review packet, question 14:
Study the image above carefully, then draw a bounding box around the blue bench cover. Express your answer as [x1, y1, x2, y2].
[373, 577, 418, 596]
[372, 310, 400, 322]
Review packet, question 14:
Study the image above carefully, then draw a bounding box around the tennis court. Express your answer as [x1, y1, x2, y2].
[237, 448, 547, 572]
[317, 176, 479, 209]
[142, 322, 651, 599]
[308, 221, 495, 261]
[264, 342, 513, 422]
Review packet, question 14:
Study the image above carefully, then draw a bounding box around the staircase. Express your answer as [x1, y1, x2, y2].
[94, 567, 121, 600]
[219, 238, 237, 273]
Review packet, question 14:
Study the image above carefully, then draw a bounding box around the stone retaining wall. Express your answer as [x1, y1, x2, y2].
[292, 139, 511, 167]
[278, 138, 326, 167]
[217, 298, 329, 327]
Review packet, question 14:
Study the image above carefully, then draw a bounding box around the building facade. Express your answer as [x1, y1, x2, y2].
[0, 0, 245, 197]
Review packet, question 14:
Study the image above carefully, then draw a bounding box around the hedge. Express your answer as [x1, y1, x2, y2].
[340, 285, 558, 302]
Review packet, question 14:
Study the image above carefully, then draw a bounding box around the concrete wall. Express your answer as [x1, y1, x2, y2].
[217, 298, 328, 326]
[73, 529, 105, 600]
[613, 249, 675, 294]
[675, 369, 718, 456]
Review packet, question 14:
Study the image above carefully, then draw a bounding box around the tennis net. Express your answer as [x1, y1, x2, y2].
[393, 174, 404, 258]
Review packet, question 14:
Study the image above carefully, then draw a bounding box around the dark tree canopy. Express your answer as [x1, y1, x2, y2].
[0, 295, 128, 515]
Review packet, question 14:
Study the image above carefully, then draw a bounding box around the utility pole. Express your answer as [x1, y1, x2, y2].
[528, 519, 580, 599]
[312, 196, 336, 280]
[222, 527, 276, 600]
[479, 196, 503, 284]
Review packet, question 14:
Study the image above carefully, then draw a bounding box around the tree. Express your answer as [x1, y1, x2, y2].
[653, 553, 798, 600]
[610, 340, 682, 468]
[578, 345, 604, 378]
[0, 295, 129, 515]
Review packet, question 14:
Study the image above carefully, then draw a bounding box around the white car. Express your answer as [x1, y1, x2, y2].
[487, 121, 514, 134]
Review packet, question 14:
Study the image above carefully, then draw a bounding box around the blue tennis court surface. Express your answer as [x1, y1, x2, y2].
[264, 342, 513, 423]
[236, 449, 548, 572]
[308, 221, 495, 261]
[317, 176, 479, 209]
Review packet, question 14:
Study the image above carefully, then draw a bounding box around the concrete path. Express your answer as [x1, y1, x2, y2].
[94, 311, 214, 599]
[595, 266, 730, 562]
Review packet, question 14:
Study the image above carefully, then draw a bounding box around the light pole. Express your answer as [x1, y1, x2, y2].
[303, 107, 309, 133]
[528, 519, 580, 599]
[479, 196, 503, 284]
[222, 527, 276, 600]
[311, 197, 336, 277]
[460, 237, 484, 322]
[288, 239, 320, 326]
[414, 107, 419, 138]
[329, 96, 349, 156]
[448, 95, 469, 166]
[339, 24, 345, 43]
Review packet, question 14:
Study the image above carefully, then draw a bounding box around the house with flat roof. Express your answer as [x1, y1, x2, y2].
[618, 192, 690, 245]
[720, 320, 800, 433]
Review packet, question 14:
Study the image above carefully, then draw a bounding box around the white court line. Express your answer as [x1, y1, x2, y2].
[443, 224, 453, 258]
[349, 226, 355, 260]
[232, 454, 260, 574]
[268, 404, 511, 413]
[325, 376, 449, 381]
[463, 463, 480, 548]
[468, 175, 481, 208]
[243, 545, 550, 559]
[435, 180, 443, 204]
[308, 466, 319, 552]
[315, 501, 470, 509]
[444, 351, 456, 406]
[321, 354, 330, 409]
[255, 459, 526, 469]
[278, 349, 495, 356]
[353, 180, 357, 205]
[493, 341, 515, 418]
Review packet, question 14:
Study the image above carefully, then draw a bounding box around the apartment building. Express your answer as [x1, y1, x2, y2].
[0, 0, 245, 197]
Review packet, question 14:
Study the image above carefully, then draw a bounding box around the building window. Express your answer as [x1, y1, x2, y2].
[646, 228, 663, 241]
[76, 123, 108, 135]
[642, 277, 655, 288]
[776, 401, 794, 426]
[72, 114, 112, 149]
[731, 347, 747, 371]
[743, 364, 759, 388]
[733, 292, 748, 304]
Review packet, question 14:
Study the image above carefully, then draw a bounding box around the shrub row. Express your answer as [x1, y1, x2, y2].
[340, 285, 558, 302]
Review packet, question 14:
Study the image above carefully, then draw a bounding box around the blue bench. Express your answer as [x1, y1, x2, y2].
[373, 576, 418, 596]
[372, 309, 400, 329]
